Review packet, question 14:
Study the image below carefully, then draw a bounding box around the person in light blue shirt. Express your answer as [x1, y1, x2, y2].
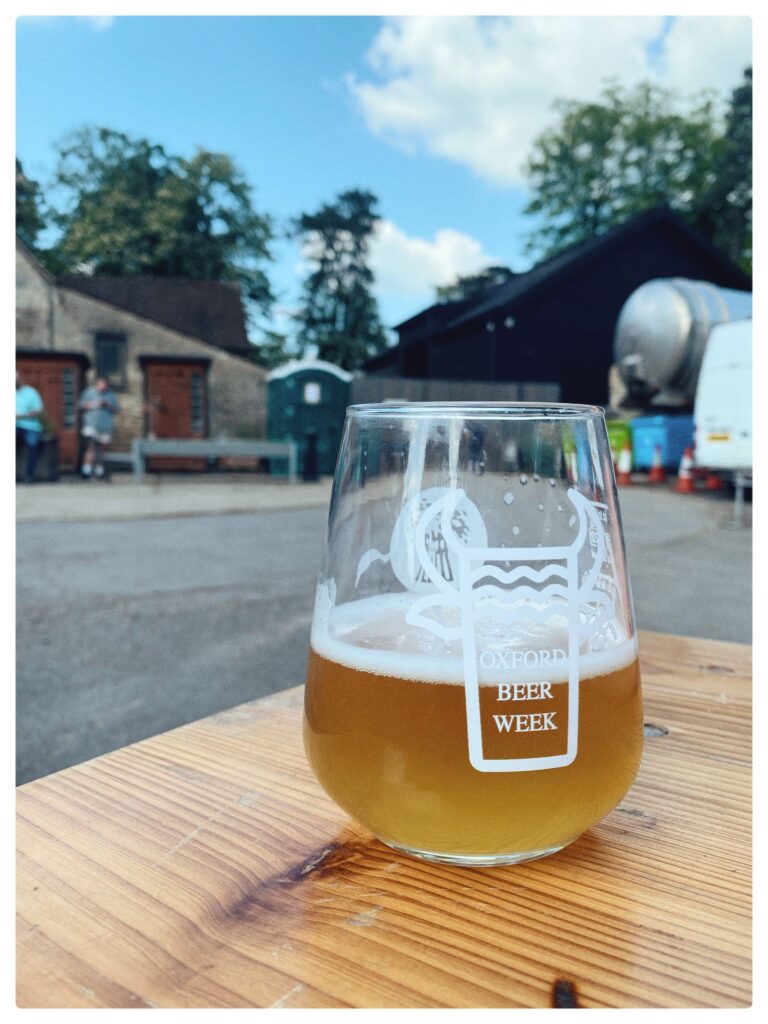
[16, 371, 44, 483]
[79, 376, 120, 480]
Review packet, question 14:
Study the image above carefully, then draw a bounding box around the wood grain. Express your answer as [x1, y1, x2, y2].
[16, 630, 751, 1009]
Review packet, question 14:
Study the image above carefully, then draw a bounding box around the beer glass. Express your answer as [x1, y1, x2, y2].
[304, 403, 643, 866]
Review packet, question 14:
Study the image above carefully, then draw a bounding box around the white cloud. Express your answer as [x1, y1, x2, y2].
[370, 219, 497, 297]
[660, 16, 751, 96]
[349, 16, 751, 187]
[291, 219, 496, 300]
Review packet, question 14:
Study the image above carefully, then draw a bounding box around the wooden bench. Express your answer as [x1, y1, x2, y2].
[130, 438, 298, 482]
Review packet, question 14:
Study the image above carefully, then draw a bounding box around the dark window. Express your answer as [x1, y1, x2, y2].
[191, 372, 205, 434]
[94, 333, 127, 389]
[62, 368, 76, 427]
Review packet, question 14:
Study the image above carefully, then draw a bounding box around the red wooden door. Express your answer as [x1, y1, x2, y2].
[16, 356, 84, 471]
[142, 360, 209, 471]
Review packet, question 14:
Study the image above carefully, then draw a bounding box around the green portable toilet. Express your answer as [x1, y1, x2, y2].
[266, 360, 353, 477]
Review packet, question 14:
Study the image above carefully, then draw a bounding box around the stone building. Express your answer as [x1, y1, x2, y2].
[16, 238, 266, 470]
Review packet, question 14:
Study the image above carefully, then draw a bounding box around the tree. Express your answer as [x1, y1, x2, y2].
[16, 158, 46, 250]
[293, 189, 389, 370]
[42, 127, 275, 315]
[436, 265, 516, 303]
[523, 81, 724, 260]
[249, 330, 293, 370]
[692, 67, 752, 272]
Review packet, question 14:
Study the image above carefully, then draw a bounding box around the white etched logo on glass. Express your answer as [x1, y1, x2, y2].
[355, 486, 488, 592]
[358, 486, 613, 773]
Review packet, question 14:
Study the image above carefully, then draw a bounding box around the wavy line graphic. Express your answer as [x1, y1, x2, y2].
[470, 563, 568, 587]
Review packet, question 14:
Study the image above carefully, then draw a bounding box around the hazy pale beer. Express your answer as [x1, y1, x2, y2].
[304, 403, 643, 866]
[305, 598, 642, 858]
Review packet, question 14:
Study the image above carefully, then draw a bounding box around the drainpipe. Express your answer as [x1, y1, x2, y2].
[47, 278, 55, 350]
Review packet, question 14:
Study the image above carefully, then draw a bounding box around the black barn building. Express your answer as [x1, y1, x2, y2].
[366, 207, 751, 405]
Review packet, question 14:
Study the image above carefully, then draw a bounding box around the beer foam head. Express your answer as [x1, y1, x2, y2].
[311, 587, 636, 685]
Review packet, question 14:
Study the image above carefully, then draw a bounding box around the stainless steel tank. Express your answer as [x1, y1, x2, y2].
[614, 278, 752, 405]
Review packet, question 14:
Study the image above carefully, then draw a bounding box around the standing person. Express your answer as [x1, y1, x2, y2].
[15, 371, 44, 483]
[79, 376, 120, 480]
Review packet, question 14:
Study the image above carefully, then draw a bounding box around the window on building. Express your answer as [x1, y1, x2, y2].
[62, 368, 76, 427]
[94, 333, 127, 389]
[190, 372, 205, 435]
[303, 381, 321, 404]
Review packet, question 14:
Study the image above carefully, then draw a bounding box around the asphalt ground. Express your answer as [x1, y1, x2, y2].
[16, 485, 751, 784]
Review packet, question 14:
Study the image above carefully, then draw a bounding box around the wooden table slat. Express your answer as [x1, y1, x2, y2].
[17, 630, 751, 1008]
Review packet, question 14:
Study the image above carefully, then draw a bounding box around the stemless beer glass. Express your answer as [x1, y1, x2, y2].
[304, 403, 643, 866]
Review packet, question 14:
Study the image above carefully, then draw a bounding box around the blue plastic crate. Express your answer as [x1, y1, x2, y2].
[630, 415, 695, 472]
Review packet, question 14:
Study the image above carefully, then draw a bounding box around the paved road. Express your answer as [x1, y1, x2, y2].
[17, 508, 326, 785]
[15, 476, 334, 523]
[16, 488, 750, 783]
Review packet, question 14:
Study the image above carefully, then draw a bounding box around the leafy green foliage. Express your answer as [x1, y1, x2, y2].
[41, 127, 275, 314]
[436, 265, 516, 303]
[523, 79, 750, 265]
[16, 159, 46, 251]
[691, 68, 752, 272]
[249, 330, 293, 370]
[293, 189, 389, 371]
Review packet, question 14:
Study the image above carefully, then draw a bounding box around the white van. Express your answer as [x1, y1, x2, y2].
[694, 320, 752, 473]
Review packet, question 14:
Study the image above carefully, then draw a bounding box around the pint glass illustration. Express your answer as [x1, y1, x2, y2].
[304, 404, 643, 866]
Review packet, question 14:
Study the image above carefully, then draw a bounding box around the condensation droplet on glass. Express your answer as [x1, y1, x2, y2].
[549, 478, 556, 487]
[557, 504, 563, 512]
[568, 514, 577, 527]
[503, 491, 514, 505]
[537, 503, 544, 511]
[512, 525, 520, 535]
[519, 474, 528, 485]
[533, 473, 540, 482]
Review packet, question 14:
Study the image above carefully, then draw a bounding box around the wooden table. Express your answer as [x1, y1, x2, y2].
[16, 630, 751, 1008]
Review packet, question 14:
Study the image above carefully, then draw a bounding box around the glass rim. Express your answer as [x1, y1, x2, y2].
[346, 401, 605, 420]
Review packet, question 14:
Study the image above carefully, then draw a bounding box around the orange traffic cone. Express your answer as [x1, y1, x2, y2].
[648, 444, 666, 484]
[674, 447, 696, 494]
[616, 441, 633, 486]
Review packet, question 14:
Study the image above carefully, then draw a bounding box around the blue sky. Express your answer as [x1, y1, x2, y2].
[16, 15, 751, 342]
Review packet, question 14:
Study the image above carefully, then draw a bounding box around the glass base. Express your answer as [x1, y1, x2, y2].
[378, 837, 567, 867]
